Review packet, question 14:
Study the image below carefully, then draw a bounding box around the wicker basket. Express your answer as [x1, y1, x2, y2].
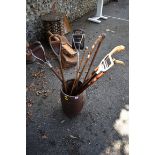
[41, 13, 64, 40]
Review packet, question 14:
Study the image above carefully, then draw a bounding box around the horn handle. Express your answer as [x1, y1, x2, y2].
[113, 59, 125, 65]
[109, 45, 125, 56]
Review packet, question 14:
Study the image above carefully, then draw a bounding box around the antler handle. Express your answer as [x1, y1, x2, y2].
[113, 59, 125, 65]
[109, 45, 125, 56]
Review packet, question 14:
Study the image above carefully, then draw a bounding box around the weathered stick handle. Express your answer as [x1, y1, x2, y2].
[109, 45, 125, 56]
[114, 59, 125, 65]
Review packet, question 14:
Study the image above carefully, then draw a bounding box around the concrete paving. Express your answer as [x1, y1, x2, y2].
[26, 0, 129, 154]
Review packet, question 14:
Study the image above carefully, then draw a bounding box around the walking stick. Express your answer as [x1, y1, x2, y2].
[83, 33, 105, 84]
[77, 45, 125, 94]
[70, 34, 105, 95]
[70, 46, 89, 95]
[31, 43, 63, 82]
[48, 32, 67, 92]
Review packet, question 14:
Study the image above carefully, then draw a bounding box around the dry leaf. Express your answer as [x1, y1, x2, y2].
[26, 111, 32, 121]
[27, 111, 32, 116]
[28, 82, 36, 92]
[42, 134, 48, 139]
[32, 70, 45, 78]
[36, 90, 42, 96]
[26, 99, 33, 107]
[27, 102, 33, 107]
[106, 29, 115, 33]
[60, 120, 65, 124]
[69, 135, 78, 139]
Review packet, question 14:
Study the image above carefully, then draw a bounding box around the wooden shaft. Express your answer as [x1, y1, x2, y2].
[70, 36, 101, 94]
[59, 57, 67, 92]
[48, 30, 67, 92]
[76, 68, 97, 94]
[77, 72, 105, 95]
[70, 47, 89, 95]
[49, 66, 63, 82]
[75, 34, 105, 89]
[83, 33, 105, 83]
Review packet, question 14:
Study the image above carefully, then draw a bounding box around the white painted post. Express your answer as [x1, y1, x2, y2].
[88, 0, 108, 23]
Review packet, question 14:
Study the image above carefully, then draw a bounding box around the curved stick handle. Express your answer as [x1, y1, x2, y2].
[48, 31, 62, 42]
[91, 33, 105, 49]
[109, 45, 125, 56]
[48, 31, 54, 36]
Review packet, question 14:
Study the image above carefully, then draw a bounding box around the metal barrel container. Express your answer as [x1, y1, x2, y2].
[60, 79, 86, 118]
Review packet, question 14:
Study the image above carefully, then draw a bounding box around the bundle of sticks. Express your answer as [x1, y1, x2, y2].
[30, 32, 125, 96]
[68, 33, 125, 96]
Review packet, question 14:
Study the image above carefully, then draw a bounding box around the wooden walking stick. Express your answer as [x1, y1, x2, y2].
[48, 32, 67, 92]
[70, 46, 89, 95]
[30, 43, 63, 82]
[83, 33, 105, 83]
[70, 34, 105, 95]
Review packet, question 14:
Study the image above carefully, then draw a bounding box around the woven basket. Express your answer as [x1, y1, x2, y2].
[41, 13, 64, 40]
